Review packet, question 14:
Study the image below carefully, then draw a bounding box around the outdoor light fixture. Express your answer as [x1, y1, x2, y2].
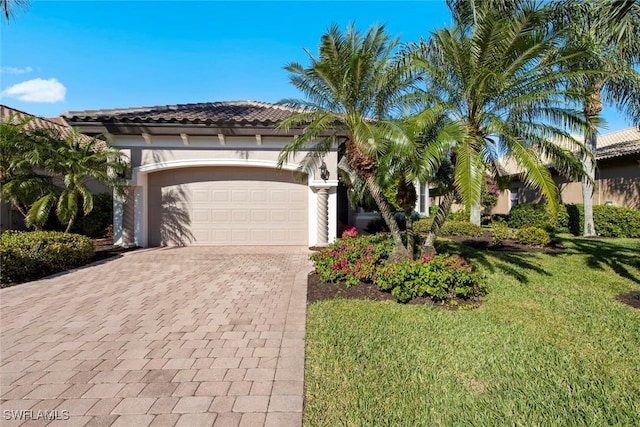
[319, 161, 330, 181]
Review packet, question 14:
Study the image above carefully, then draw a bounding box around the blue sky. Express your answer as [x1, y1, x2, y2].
[0, 0, 634, 132]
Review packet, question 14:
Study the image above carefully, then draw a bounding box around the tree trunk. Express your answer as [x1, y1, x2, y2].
[582, 84, 602, 237]
[396, 177, 417, 259]
[470, 201, 482, 225]
[65, 211, 78, 233]
[423, 191, 456, 255]
[404, 206, 415, 260]
[362, 172, 409, 261]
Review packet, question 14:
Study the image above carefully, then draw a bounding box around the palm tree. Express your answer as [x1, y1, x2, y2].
[2, 120, 127, 232]
[277, 24, 418, 260]
[1, 117, 56, 223]
[2, 0, 29, 22]
[549, 0, 640, 236]
[29, 129, 126, 232]
[408, 6, 591, 253]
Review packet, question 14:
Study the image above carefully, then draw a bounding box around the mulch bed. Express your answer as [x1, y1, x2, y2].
[307, 272, 471, 308]
[92, 238, 139, 261]
[449, 231, 564, 254]
[616, 291, 640, 309]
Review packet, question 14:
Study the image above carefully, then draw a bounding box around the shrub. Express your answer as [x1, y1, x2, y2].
[414, 218, 434, 234]
[340, 225, 358, 238]
[508, 203, 568, 232]
[451, 209, 468, 222]
[0, 231, 95, 284]
[514, 226, 551, 247]
[73, 193, 113, 238]
[491, 220, 513, 244]
[566, 204, 640, 238]
[441, 221, 483, 237]
[375, 254, 486, 303]
[311, 234, 394, 287]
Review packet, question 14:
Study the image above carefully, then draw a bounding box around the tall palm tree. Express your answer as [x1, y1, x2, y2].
[549, 0, 640, 236]
[408, 6, 591, 253]
[277, 24, 417, 260]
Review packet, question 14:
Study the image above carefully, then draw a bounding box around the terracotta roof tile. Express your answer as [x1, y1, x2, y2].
[1, 104, 103, 149]
[62, 101, 299, 126]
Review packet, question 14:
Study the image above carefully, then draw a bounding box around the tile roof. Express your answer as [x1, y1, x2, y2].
[496, 127, 640, 176]
[1, 104, 102, 148]
[1, 104, 72, 134]
[62, 101, 300, 126]
[594, 127, 640, 160]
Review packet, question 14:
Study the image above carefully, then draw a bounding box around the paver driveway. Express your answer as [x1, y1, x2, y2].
[0, 246, 312, 427]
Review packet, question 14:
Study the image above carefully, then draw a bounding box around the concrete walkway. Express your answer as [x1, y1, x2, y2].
[0, 246, 312, 427]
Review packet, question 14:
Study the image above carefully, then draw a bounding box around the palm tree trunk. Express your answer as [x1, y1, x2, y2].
[404, 206, 415, 260]
[470, 201, 482, 225]
[423, 191, 455, 255]
[362, 172, 409, 261]
[64, 212, 77, 233]
[582, 85, 602, 237]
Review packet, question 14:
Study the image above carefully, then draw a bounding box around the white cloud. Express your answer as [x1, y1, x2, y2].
[0, 66, 33, 75]
[1, 78, 66, 103]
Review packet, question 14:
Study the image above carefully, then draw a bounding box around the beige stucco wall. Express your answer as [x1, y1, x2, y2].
[492, 155, 640, 212]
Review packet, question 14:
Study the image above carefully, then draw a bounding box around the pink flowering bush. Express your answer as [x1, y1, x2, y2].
[341, 226, 358, 238]
[311, 234, 394, 287]
[375, 253, 486, 303]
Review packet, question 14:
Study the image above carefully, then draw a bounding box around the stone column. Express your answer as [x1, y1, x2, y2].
[122, 186, 136, 247]
[316, 187, 329, 247]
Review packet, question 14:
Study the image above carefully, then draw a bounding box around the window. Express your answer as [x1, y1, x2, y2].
[509, 187, 519, 210]
[417, 182, 429, 215]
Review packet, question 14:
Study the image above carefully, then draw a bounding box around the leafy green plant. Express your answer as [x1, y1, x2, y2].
[441, 221, 482, 237]
[514, 226, 551, 247]
[311, 234, 394, 287]
[508, 203, 569, 233]
[491, 220, 513, 244]
[413, 218, 434, 234]
[72, 192, 113, 237]
[566, 204, 640, 238]
[0, 230, 94, 284]
[375, 253, 486, 303]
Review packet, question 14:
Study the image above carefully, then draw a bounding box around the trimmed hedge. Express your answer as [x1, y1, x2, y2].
[441, 221, 483, 237]
[414, 218, 434, 234]
[514, 226, 551, 247]
[507, 203, 569, 232]
[0, 231, 95, 285]
[566, 204, 640, 238]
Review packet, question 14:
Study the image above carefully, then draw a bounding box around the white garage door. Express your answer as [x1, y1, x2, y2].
[148, 167, 308, 246]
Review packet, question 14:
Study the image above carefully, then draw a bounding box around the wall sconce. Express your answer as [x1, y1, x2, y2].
[319, 161, 330, 181]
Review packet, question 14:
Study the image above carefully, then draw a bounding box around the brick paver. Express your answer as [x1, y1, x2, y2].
[1, 246, 311, 426]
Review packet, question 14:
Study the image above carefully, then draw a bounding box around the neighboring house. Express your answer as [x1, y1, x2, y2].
[493, 127, 640, 213]
[0, 105, 108, 231]
[63, 101, 339, 248]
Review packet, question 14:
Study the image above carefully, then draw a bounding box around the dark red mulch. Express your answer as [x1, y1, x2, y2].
[449, 231, 564, 254]
[616, 291, 640, 309]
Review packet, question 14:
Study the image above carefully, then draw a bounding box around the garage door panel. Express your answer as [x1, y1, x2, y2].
[149, 167, 308, 246]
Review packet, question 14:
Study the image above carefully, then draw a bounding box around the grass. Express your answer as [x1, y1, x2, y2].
[304, 237, 640, 426]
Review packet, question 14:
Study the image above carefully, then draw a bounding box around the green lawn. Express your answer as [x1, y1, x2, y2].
[304, 237, 640, 426]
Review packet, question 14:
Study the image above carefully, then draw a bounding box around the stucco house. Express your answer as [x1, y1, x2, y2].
[492, 127, 640, 213]
[63, 101, 339, 248]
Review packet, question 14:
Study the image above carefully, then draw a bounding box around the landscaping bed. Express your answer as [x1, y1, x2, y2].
[449, 231, 564, 254]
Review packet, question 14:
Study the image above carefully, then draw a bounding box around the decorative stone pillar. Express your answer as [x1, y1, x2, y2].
[316, 187, 329, 247]
[121, 186, 136, 247]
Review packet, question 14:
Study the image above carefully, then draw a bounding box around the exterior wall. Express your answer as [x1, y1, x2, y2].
[493, 155, 640, 212]
[110, 134, 338, 247]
